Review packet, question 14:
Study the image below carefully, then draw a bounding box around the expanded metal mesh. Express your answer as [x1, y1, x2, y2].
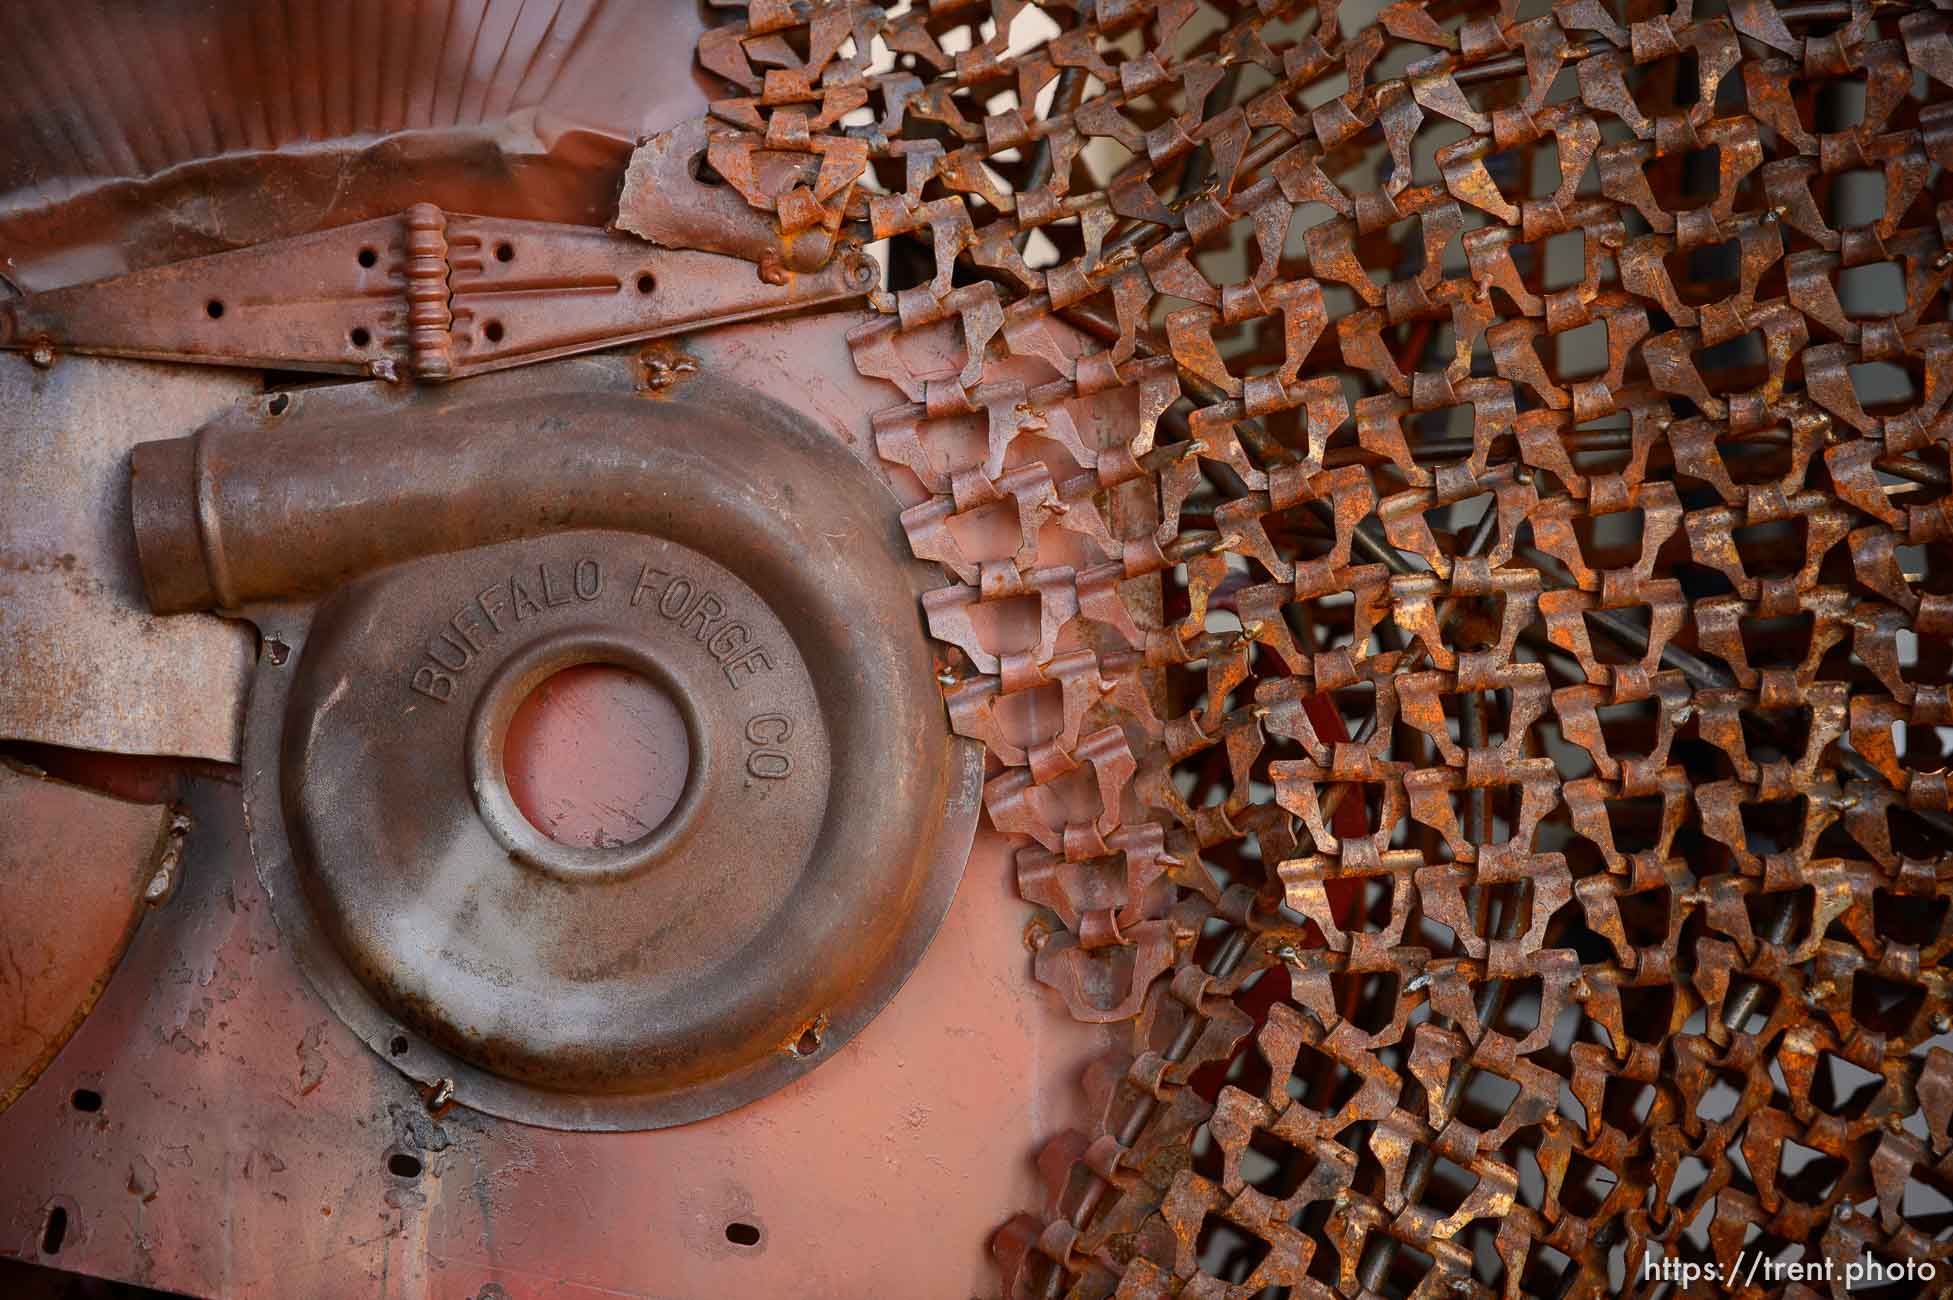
[693, 2, 1953, 1295]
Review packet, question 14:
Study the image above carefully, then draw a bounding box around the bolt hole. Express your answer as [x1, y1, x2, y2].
[357, 247, 378, 268]
[70, 1089, 101, 1113]
[389, 1035, 409, 1057]
[725, 1221, 761, 1247]
[495, 242, 515, 263]
[350, 326, 372, 348]
[483, 320, 504, 343]
[636, 273, 656, 294]
[267, 393, 290, 416]
[205, 300, 225, 319]
[387, 1151, 423, 1179]
[41, 1205, 67, 1255]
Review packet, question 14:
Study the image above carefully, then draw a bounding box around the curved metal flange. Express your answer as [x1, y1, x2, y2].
[0, 762, 177, 1114]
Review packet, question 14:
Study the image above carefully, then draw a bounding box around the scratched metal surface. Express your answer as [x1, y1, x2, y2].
[0, 354, 256, 762]
[0, 769, 1118, 1298]
[668, 0, 1953, 1295]
[0, 762, 172, 1116]
[5, 0, 1953, 1295]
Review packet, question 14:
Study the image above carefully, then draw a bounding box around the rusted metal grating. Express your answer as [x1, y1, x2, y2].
[683, 1, 1953, 1295]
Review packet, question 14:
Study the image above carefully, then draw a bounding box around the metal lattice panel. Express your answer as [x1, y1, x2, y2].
[682, 1, 1953, 1296]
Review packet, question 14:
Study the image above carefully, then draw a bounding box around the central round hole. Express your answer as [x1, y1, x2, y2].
[503, 665, 689, 849]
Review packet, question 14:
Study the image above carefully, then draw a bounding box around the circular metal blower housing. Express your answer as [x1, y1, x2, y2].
[131, 359, 982, 1130]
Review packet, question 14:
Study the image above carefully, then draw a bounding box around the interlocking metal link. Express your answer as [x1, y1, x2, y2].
[692, 1, 1953, 1295]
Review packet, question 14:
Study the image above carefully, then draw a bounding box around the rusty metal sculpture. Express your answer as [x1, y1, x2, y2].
[660, 1, 1953, 1296]
[4, 0, 1953, 1296]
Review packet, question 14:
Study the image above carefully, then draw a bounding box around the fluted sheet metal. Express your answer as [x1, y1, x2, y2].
[0, 0, 711, 291]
